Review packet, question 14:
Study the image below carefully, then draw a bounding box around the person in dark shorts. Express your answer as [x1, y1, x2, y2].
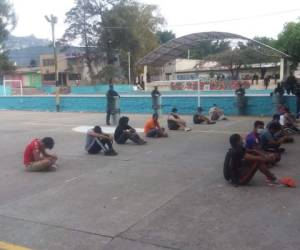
[106, 83, 120, 125]
[193, 107, 216, 125]
[260, 122, 285, 153]
[224, 134, 279, 186]
[114, 116, 146, 145]
[85, 126, 117, 156]
[167, 108, 191, 131]
[144, 113, 168, 138]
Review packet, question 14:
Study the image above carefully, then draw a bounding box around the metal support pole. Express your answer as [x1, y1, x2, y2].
[45, 14, 60, 111]
[197, 79, 200, 107]
[3, 75, 6, 96]
[20, 81, 23, 96]
[128, 51, 131, 84]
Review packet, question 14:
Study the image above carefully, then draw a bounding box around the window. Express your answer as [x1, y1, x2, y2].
[43, 74, 55, 81]
[43, 59, 55, 66]
[68, 73, 81, 80]
[166, 73, 171, 80]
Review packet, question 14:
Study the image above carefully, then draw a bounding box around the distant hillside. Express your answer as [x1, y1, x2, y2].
[5, 35, 50, 50]
[8, 46, 53, 67]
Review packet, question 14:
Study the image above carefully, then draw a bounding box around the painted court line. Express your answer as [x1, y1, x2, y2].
[72, 126, 144, 134]
[0, 241, 32, 250]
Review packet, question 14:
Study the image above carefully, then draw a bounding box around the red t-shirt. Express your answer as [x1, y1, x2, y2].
[23, 139, 41, 165]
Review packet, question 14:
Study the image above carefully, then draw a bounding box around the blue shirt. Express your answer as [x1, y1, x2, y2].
[245, 131, 260, 149]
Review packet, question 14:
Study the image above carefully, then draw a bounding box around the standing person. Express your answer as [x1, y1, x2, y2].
[85, 126, 118, 156]
[114, 116, 146, 145]
[295, 79, 300, 118]
[285, 72, 297, 95]
[151, 86, 161, 115]
[144, 113, 168, 138]
[106, 81, 120, 125]
[167, 108, 191, 131]
[23, 137, 58, 171]
[264, 76, 270, 89]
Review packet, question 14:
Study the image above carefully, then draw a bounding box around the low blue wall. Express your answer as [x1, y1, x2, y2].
[0, 95, 297, 116]
[71, 84, 133, 94]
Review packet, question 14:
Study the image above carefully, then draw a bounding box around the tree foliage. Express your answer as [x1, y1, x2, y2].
[277, 19, 300, 66]
[0, 0, 16, 74]
[186, 40, 230, 59]
[253, 36, 277, 48]
[63, 0, 164, 83]
[156, 30, 175, 44]
[207, 42, 278, 79]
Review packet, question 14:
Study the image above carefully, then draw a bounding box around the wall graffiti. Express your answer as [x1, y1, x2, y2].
[170, 80, 251, 91]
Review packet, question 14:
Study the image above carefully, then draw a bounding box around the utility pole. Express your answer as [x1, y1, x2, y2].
[45, 14, 60, 112]
[128, 51, 131, 84]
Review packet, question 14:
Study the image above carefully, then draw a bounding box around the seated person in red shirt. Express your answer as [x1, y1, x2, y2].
[224, 134, 279, 186]
[167, 108, 191, 131]
[144, 113, 168, 138]
[23, 137, 57, 171]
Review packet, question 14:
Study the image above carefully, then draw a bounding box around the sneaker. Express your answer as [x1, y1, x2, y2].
[265, 178, 281, 186]
[138, 140, 147, 145]
[207, 121, 216, 125]
[184, 127, 192, 132]
[105, 149, 118, 156]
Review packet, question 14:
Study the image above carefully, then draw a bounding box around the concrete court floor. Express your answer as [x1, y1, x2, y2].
[0, 110, 299, 250]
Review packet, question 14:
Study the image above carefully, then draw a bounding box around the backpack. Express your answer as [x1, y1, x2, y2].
[223, 149, 233, 181]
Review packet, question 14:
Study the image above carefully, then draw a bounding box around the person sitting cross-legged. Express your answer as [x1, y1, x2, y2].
[193, 107, 216, 125]
[85, 126, 117, 156]
[167, 108, 191, 131]
[144, 113, 168, 138]
[114, 116, 146, 145]
[224, 134, 279, 187]
[23, 137, 58, 171]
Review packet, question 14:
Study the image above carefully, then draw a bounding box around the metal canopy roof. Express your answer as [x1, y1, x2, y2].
[137, 31, 290, 66]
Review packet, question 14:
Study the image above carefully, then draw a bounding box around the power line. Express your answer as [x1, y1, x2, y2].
[168, 8, 300, 27]
[100, 8, 300, 29]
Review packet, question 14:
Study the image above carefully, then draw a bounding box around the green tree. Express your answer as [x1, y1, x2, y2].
[186, 40, 230, 59]
[277, 19, 300, 67]
[63, 0, 164, 83]
[207, 42, 279, 79]
[0, 0, 16, 75]
[64, 0, 120, 83]
[156, 30, 175, 44]
[253, 36, 277, 48]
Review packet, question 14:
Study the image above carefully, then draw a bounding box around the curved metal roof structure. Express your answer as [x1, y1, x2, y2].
[137, 31, 290, 66]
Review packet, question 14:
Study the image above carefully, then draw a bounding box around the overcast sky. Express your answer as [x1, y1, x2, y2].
[11, 0, 300, 41]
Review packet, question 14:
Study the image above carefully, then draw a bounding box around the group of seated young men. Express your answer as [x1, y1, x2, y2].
[225, 108, 299, 187]
[23, 104, 228, 171]
[166, 105, 227, 131]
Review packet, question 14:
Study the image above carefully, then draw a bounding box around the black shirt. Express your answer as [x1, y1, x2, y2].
[230, 147, 246, 184]
[114, 124, 133, 141]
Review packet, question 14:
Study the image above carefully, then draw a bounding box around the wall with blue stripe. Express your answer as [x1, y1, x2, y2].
[0, 95, 296, 116]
